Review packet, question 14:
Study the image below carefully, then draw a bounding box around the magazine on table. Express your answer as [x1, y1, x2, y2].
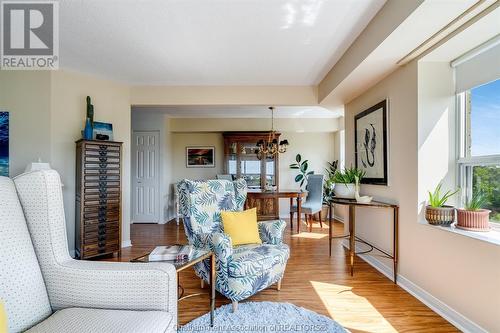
[148, 245, 193, 262]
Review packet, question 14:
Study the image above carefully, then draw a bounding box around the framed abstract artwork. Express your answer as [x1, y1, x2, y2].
[186, 146, 215, 168]
[92, 121, 114, 141]
[355, 100, 388, 185]
[0, 111, 9, 177]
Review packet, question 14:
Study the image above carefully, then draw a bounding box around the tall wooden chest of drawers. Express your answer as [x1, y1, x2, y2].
[75, 140, 122, 259]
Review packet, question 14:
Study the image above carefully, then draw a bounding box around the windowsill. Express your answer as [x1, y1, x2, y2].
[419, 220, 500, 246]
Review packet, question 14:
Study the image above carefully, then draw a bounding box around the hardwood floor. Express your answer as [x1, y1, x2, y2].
[107, 220, 458, 332]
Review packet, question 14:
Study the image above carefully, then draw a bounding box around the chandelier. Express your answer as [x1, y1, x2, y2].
[256, 107, 289, 160]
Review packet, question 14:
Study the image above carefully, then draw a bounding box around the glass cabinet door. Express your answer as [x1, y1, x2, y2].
[223, 133, 280, 190]
[240, 142, 261, 189]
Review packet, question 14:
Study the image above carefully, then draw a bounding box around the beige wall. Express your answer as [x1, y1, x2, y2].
[131, 86, 318, 106]
[278, 131, 335, 216]
[0, 71, 52, 176]
[169, 117, 340, 133]
[343, 60, 500, 332]
[171, 132, 224, 183]
[50, 70, 131, 251]
[0, 70, 132, 253]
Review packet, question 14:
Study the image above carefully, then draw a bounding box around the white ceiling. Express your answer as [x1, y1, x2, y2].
[422, 6, 500, 62]
[132, 105, 341, 118]
[319, 0, 482, 107]
[59, 0, 385, 85]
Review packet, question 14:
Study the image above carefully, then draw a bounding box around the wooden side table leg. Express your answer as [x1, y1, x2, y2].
[349, 205, 355, 276]
[289, 197, 293, 232]
[210, 254, 216, 327]
[297, 195, 302, 234]
[393, 207, 399, 284]
[329, 203, 333, 257]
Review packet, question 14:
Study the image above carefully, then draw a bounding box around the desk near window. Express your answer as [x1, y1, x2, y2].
[328, 198, 399, 283]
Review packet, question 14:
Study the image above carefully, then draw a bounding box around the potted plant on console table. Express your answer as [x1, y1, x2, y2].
[332, 166, 365, 199]
[457, 191, 491, 231]
[425, 184, 459, 226]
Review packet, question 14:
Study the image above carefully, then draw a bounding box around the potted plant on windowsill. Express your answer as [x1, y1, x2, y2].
[332, 166, 365, 199]
[425, 184, 459, 226]
[457, 191, 491, 231]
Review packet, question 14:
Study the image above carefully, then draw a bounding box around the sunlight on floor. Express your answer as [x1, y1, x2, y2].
[310, 280, 397, 333]
[291, 232, 328, 239]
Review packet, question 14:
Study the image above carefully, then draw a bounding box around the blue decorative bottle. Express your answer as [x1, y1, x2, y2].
[83, 117, 93, 140]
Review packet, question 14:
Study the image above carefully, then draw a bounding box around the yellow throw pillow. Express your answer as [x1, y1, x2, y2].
[221, 208, 262, 246]
[0, 300, 7, 333]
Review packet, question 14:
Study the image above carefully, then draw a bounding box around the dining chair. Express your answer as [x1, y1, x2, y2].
[290, 174, 324, 232]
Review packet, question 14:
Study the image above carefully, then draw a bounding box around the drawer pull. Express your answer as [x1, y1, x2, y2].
[99, 151, 107, 156]
[99, 175, 107, 180]
[99, 145, 108, 151]
[99, 157, 107, 162]
[99, 162, 107, 168]
[98, 234, 106, 241]
[99, 169, 107, 174]
[98, 241, 106, 248]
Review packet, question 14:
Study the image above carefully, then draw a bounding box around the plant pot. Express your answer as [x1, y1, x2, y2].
[425, 205, 455, 226]
[334, 183, 355, 199]
[456, 209, 491, 232]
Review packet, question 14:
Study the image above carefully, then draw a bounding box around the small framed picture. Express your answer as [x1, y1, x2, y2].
[93, 122, 113, 141]
[355, 100, 388, 185]
[186, 146, 215, 168]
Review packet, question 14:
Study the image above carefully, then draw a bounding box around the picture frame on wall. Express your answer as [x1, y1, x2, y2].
[186, 146, 215, 168]
[355, 100, 388, 185]
[0, 111, 9, 177]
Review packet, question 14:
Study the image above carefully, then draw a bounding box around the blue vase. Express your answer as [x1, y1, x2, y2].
[83, 117, 93, 140]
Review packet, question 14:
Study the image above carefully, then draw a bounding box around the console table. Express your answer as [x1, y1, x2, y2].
[328, 198, 399, 283]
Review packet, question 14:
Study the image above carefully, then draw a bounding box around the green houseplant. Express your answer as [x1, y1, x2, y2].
[332, 166, 365, 199]
[456, 191, 491, 231]
[425, 183, 459, 226]
[289, 154, 313, 190]
[320, 161, 338, 221]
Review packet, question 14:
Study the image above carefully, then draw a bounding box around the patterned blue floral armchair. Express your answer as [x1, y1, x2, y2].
[177, 179, 290, 311]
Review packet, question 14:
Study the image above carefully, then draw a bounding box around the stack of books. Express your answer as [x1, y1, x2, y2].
[148, 245, 193, 262]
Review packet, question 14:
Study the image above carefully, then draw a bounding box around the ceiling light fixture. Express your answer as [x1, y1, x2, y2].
[256, 107, 289, 160]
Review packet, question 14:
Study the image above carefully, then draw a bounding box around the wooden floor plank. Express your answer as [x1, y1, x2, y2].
[103, 220, 458, 332]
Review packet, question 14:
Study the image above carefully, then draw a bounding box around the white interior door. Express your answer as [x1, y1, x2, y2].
[132, 131, 160, 223]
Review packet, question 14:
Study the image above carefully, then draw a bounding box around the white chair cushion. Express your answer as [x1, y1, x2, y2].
[0, 177, 52, 333]
[26, 308, 174, 333]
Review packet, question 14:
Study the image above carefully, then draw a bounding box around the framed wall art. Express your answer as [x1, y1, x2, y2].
[0, 111, 9, 177]
[355, 100, 388, 185]
[186, 146, 215, 168]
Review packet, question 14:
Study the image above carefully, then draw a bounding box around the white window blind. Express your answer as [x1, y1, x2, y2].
[453, 42, 500, 93]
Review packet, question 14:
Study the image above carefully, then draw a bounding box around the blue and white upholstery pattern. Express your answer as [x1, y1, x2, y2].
[1, 171, 177, 333]
[177, 179, 289, 303]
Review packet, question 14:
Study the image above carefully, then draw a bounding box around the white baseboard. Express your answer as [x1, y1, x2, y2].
[121, 240, 132, 248]
[342, 242, 487, 333]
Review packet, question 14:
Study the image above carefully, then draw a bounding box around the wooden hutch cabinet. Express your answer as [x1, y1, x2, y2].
[223, 132, 280, 220]
[75, 140, 122, 259]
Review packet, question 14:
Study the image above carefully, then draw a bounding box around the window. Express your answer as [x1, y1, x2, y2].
[457, 79, 500, 224]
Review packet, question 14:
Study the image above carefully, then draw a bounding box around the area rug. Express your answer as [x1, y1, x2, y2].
[179, 301, 348, 332]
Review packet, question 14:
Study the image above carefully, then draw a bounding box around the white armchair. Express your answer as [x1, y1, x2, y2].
[0, 170, 177, 333]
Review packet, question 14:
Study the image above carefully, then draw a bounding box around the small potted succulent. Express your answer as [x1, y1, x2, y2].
[425, 184, 459, 226]
[457, 191, 491, 231]
[332, 166, 365, 199]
